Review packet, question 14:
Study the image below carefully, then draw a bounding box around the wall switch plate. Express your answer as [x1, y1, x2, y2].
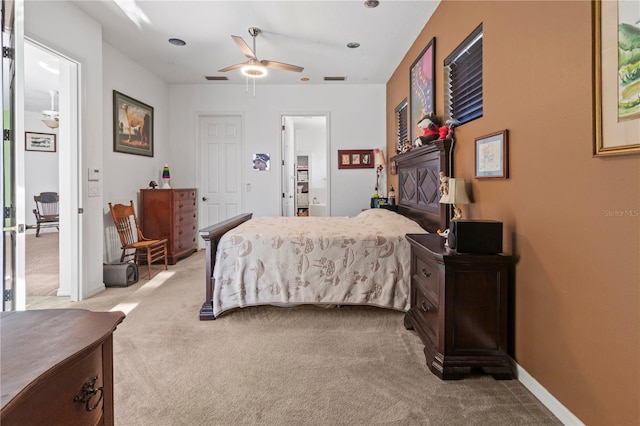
[88, 184, 100, 197]
[88, 167, 100, 181]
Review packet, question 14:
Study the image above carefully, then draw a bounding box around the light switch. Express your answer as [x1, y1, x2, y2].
[88, 183, 100, 197]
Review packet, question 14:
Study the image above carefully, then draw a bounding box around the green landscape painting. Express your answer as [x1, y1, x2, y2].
[619, 3, 640, 120]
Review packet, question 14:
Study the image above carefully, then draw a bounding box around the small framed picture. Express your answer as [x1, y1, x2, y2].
[25, 132, 56, 152]
[252, 153, 270, 171]
[475, 130, 509, 179]
[338, 149, 375, 169]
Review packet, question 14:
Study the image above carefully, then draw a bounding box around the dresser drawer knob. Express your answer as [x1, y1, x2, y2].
[74, 375, 104, 412]
[421, 269, 431, 278]
[420, 301, 431, 313]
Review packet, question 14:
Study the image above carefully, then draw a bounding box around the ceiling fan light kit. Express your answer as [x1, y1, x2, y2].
[42, 90, 59, 129]
[241, 63, 267, 78]
[219, 26, 303, 81]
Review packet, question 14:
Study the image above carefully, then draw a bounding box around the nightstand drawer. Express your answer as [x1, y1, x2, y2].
[413, 284, 438, 346]
[413, 253, 440, 304]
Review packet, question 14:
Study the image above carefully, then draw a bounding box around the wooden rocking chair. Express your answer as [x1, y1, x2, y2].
[33, 192, 59, 237]
[108, 200, 168, 280]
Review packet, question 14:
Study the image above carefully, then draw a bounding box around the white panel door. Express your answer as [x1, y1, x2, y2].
[198, 115, 243, 233]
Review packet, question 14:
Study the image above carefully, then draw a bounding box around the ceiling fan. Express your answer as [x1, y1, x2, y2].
[219, 27, 304, 78]
[41, 90, 59, 129]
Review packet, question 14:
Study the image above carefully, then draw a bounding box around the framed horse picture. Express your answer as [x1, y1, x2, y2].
[113, 90, 154, 157]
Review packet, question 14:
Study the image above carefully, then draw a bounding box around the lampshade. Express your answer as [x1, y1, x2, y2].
[374, 148, 386, 166]
[440, 178, 469, 205]
[42, 118, 59, 129]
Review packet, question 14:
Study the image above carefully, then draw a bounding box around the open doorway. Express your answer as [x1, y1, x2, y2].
[23, 39, 80, 308]
[281, 114, 330, 217]
[24, 41, 60, 302]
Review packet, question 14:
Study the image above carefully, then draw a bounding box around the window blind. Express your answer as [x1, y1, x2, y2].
[395, 99, 408, 152]
[445, 24, 483, 125]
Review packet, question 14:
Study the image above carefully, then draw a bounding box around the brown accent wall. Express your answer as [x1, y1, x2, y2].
[386, 1, 639, 424]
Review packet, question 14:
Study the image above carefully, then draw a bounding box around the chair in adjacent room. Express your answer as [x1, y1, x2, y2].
[108, 200, 168, 280]
[32, 192, 59, 237]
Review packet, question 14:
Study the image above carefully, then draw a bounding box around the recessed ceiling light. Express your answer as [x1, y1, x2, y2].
[168, 38, 186, 46]
[364, 0, 380, 8]
[347, 42, 360, 49]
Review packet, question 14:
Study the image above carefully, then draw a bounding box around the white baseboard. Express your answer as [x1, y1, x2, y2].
[515, 362, 584, 426]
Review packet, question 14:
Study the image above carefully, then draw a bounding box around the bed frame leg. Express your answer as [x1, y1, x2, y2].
[199, 302, 216, 321]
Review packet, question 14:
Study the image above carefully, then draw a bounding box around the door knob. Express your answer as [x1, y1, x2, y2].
[202, 197, 209, 201]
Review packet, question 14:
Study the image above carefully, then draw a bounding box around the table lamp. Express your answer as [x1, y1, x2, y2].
[439, 177, 469, 220]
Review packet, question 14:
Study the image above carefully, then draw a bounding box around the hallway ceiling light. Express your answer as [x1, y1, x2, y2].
[42, 90, 59, 129]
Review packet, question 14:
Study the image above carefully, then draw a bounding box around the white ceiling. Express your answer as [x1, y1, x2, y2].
[26, 0, 439, 111]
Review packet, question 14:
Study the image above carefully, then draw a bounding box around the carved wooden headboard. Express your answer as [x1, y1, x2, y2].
[392, 139, 452, 233]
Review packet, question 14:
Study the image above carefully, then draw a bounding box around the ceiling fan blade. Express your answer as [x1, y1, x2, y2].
[261, 60, 304, 73]
[232, 35, 256, 60]
[218, 63, 246, 72]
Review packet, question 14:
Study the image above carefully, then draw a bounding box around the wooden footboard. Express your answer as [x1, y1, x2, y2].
[198, 213, 253, 320]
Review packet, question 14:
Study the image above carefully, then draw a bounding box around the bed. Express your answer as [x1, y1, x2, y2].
[199, 139, 452, 320]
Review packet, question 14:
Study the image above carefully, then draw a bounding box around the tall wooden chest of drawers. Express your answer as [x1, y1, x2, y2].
[404, 233, 513, 380]
[140, 188, 198, 265]
[1, 309, 125, 425]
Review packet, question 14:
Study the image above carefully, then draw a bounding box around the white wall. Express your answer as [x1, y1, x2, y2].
[169, 84, 385, 219]
[24, 112, 58, 230]
[101, 43, 170, 262]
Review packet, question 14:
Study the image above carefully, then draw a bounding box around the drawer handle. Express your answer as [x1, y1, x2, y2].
[420, 301, 432, 313]
[179, 217, 184, 222]
[421, 268, 431, 278]
[179, 203, 184, 208]
[74, 376, 104, 412]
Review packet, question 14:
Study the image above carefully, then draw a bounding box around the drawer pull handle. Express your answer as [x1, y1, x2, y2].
[179, 203, 184, 208]
[420, 301, 431, 312]
[421, 269, 431, 278]
[74, 376, 104, 412]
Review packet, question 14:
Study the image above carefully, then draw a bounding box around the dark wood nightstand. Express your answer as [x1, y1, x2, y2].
[404, 233, 513, 380]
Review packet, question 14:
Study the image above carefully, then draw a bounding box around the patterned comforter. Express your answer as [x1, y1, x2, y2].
[211, 209, 427, 317]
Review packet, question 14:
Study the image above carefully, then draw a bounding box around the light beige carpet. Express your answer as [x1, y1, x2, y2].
[25, 232, 59, 296]
[44, 251, 561, 426]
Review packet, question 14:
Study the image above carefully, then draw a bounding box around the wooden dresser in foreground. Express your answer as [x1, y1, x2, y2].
[404, 233, 513, 380]
[140, 188, 198, 264]
[0, 309, 126, 425]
